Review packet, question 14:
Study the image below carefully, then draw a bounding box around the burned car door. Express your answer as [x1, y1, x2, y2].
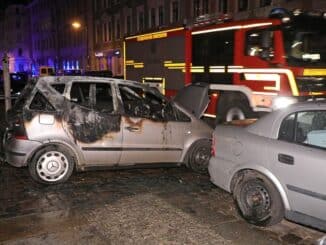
[63, 81, 122, 166]
[270, 110, 326, 225]
[118, 84, 186, 165]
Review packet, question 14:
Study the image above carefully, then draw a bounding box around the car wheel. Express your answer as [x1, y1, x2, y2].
[217, 99, 255, 123]
[187, 139, 211, 174]
[233, 172, 284, 226]
[29, 145, 75, 185]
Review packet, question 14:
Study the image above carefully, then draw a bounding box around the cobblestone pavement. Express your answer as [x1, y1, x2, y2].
[0, 164, 325, 245]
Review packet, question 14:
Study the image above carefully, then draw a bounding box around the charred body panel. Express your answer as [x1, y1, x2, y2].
[65, 104, 121, 143]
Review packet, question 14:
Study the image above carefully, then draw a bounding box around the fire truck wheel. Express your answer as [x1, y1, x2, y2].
[218, 100, 254, 123]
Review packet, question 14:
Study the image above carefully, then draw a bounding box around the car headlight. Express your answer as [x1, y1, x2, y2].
[272, 97, 298, 110]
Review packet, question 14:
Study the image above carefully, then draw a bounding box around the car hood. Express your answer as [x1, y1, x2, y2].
[173, 83, 209, 118]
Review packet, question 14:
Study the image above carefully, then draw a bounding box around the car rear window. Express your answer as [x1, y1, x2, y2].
[12, 78, 37, 112]
[29, 92, 55, 111]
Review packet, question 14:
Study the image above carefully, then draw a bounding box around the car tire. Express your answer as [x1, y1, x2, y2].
[233, 171, 284, 226]
[217, 98, 254, 124]
[187, 139, 211, 174]
[29, 145, 75, 185]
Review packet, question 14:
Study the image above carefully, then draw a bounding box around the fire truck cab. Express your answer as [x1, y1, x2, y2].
[124, 9, 326, 123]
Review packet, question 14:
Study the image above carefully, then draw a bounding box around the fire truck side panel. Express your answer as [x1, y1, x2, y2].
[191, 30, 234, 85]
[125, 31, 187, 97]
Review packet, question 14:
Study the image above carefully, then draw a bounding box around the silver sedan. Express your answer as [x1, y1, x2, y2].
[209, 101, 326, 232]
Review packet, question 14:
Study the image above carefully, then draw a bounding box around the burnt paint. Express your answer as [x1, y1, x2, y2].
[65, 104, 121, 143]
[17, 79, 121, 144]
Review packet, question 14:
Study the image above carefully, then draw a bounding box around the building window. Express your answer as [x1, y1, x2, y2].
[203, 0, 209, 14]
[109, 21, 113, 41]
[171, 1, 179, 23]
[238, 0, 248, 11]
[18, 48, 23, 56]
[159, 6, 164, 26]
[126, 15, 131, 35]
[150, 8, 156, 28]
[260, 0, 271, 7]
[219, 0, 228, 13]
[138, 11, 144, 31]
[194, 0, 200, 17]
[96, 23, 100, 44]
[103, 22, 108, 42]
[16, 20, 21, 29]
[116, 21, 120, 39]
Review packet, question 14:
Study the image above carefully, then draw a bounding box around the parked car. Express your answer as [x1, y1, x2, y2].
[0, 72, 29, 100]
[3, 76, 212, 184]
[209, 101, 326, 231]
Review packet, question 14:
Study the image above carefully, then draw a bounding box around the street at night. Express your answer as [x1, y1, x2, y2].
[1, 0, 326, 243]
[0, 165, 325, 244]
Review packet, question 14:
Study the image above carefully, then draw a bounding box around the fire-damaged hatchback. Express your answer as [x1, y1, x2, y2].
[3, 76, 212, 184]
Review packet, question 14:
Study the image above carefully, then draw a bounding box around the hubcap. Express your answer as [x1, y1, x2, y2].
[36, 151, 69, 182]
[226, 107, 245, 122]
[241, 181, 271, 219]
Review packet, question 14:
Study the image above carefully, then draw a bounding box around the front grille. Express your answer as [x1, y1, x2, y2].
[296, 76, 326, 93]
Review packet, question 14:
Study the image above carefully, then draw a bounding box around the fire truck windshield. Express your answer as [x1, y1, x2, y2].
[283, 19, 326, 67]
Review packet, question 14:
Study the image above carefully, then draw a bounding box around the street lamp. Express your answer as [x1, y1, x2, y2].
[71, 21, 89, 71]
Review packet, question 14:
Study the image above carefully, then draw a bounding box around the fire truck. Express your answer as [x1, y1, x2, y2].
[124, 8, 326, 122]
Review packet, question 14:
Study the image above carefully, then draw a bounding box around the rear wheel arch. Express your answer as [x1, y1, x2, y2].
[27, 142, 80, 170]
[230, 168, 290, 211]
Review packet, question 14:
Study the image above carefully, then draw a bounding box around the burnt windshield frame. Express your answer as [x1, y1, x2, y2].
[282, 17, 326, 67]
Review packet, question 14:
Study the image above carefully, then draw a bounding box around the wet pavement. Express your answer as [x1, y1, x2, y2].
[0, 164, 325, 244]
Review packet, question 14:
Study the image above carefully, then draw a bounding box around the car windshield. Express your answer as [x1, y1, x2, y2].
[283, 17, 326, 67]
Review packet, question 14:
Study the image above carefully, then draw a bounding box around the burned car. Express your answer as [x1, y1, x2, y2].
[4, 76, 212, 184]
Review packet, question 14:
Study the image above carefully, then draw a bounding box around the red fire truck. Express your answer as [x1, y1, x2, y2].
[124, 9, 326, 122]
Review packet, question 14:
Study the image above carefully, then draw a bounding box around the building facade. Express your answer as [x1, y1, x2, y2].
[93, 0, 326, 77]
[0, 4, 31, 73]
[28, 0, 92, 74]
[1, 0, 325, 75]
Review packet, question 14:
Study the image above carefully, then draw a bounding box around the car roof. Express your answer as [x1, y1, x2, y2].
[37, 75, 149, 88]
[247, 101, 326, 139]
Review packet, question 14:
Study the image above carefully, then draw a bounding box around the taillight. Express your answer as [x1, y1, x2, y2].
[211, 135, 216, 157]
[12, 118, 28, 140]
